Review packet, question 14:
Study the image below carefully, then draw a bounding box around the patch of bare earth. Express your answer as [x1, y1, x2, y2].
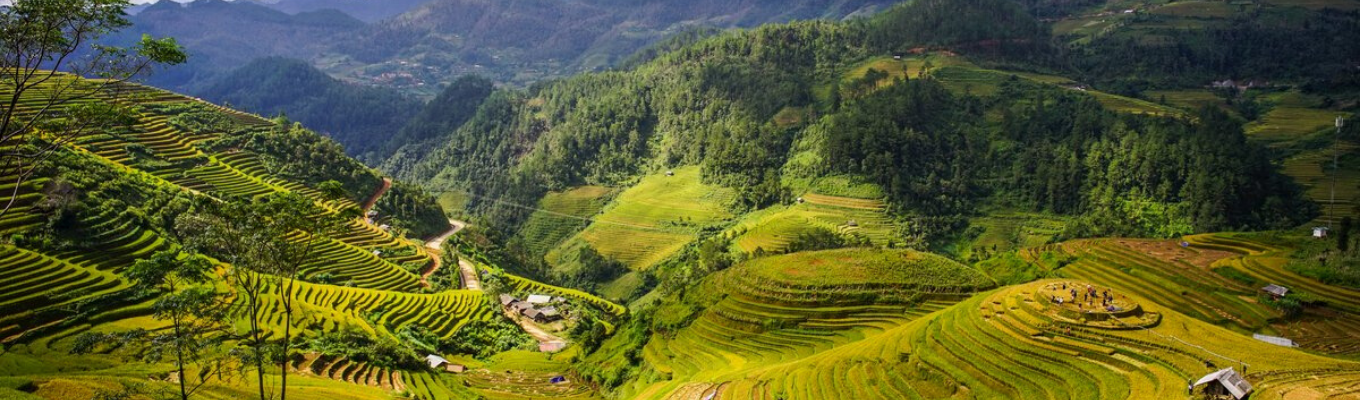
[1118, 239, 1237, 269]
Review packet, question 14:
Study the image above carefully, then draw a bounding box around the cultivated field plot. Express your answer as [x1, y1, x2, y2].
[1035, 234, 1360, 356]
[726, 193, 897, 254]
[967, 213, 1067, 257]
[555, 167, 735, 270]
[875, 54, 1185, 117]
[1282, 141, 1360, 225]
[0, 73, 520, 398]
[633, 249, 994, 398]
[708, 279, 1360, 400]
[1247, 106, 1346, 143]
[516, 186, 614, 257]
[504, 273, 627, 317]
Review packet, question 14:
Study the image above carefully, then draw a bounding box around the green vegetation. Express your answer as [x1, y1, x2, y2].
[198, 57, 422, 159]
[0, 69, 592, 399]
[577, 248, 994, 397]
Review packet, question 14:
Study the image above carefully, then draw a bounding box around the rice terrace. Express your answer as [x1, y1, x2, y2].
[3, 0, 1360, 399]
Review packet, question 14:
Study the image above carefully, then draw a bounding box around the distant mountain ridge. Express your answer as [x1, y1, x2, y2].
[253, 0, 430, 22]
[116, 0, 365, 92]
[329, 0, 898, 88]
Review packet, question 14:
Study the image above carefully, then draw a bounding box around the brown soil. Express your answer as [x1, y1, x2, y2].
[1119, 239, 1237, 269]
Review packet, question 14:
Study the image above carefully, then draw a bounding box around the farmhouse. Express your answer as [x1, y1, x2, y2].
[1192, 367, 1253, 399]
[424, 354, 467, 373]
[1262, 284, 1289, 298]
[499, 293, 518, 306]
[526, 294, 552, 304]
[1313, 226, 1329, 238]
[538, 306, 562, 322]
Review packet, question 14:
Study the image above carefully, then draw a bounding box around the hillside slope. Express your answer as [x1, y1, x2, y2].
[0, 73, 624, 399]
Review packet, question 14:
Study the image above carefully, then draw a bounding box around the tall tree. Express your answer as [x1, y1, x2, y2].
[178, 192, 350, 400]
[70, 247, 227, 400]
[176, 200, 273, 400]
[249, 192, 350, 400]
[0, 0, 184, 215]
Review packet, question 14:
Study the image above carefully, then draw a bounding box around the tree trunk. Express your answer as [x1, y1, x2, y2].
[280, 277, 293, 400]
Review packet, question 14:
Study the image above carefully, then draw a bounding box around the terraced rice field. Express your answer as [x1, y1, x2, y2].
[727, 193, 897, 253]
[1280, 137, 1359, 225]
[391, 350, 593, 400]
[1186, 234, 1360, 354]
[1049, 238, 1280, 330]
[967, 214, 1067, 256]
[1030, 234, 1360, 356]
[1247, 106, 1346, 143]
[1145, 89, 1226, 111]
[1149, 1, 1238, 18]
[551, 167, 734, 270]
[0, 73, 530, 398]
[706, 280, 1360, 399]
[632, 248, 994, 399]
[517, 186, 614, 257]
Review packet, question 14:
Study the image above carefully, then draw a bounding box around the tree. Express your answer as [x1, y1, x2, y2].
[178, 192, 350, 400]
[1339, 216, 1352, 253]
[176, 201, 273, 400]
[71, 247, 226, 400]
[0, 0, 185, 216]
[247, 193, 349, 400]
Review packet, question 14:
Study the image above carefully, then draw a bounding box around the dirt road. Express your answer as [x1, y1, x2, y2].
[423, 219, 479, 290]
[503, 309, 567, 352]
[361, 178, 391, 212]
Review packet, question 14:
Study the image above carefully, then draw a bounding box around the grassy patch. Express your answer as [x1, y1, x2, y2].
[1150, 1, 1238, 18]
[554, 167, 734, 270]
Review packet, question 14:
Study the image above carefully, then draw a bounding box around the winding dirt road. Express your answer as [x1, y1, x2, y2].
[423, 219, 479, 290]
[361, 178, 391, 212]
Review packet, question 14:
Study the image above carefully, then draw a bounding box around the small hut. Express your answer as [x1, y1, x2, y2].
[1192, 367, 1253, 399]
[425, 355, 450, 369]
[499, 294, 518, 306]
[537, 306, 563, 322]
[1261, 284, 1289, 299]
[425, 354, 466, 373]
[526, 294, 552, 304]
[1314, 226, 1329, 238]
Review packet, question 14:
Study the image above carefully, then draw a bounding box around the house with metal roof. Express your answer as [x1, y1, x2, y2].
[1193, 367, 1253, 399]
[1262, 284, 1289, 298]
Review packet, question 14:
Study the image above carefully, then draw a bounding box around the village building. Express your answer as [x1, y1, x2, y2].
[1192, 367, 1253, 399]
[424, 354, 466, 373]
[537, 306, 563, 322]
[1313, 226, 1329, 238]
[499, 293, 518, 306]
[526, 294, 552, 304]
[1262, 284, 1289, 299]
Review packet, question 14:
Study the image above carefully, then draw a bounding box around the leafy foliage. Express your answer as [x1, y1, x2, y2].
[198, 57, 422, 159]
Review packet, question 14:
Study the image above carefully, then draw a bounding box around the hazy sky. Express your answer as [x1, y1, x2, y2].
[0, 0, 192, 4]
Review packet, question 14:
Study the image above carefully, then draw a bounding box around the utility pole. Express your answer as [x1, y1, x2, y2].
[1330, 116, 1345, 228]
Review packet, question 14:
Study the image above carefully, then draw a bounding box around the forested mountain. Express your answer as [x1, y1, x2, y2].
[321, 0, 899, 89]
[110, 0, 366, 92]
[254, 0, 431, 22]
[198, 57, 423, 160]
[384, 0, 1316, 248]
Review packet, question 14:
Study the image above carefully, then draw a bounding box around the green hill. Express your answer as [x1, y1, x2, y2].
[0, 72, 623, 399]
